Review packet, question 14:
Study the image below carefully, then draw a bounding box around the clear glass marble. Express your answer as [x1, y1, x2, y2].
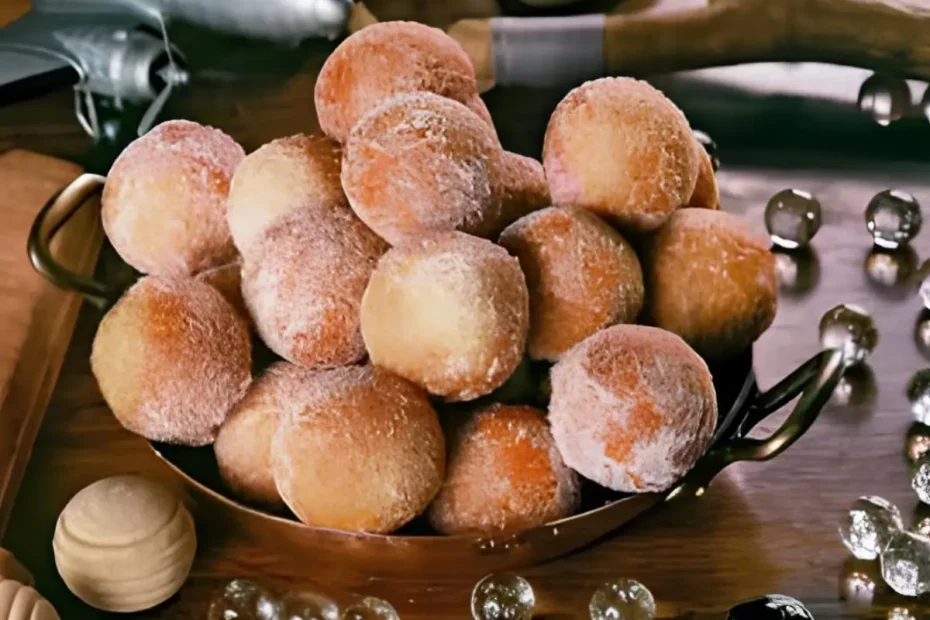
[207, 579, 283, 620]
[857, 73, 912, 126]
[588, 578, 655, 620]
[725, 594, 814, 619]
[764, 189, 821, 249]
[914, 516, 930, 537]
[471, 574, 535, 620]
[880, 530, 930, 596]
[865, 189, 922, 249]
[839, 496, 904, 560]
[340, 596, 398, 620]
[913, 454, 930, 504]
[280, 591, 339, 620]
[908, 370, 930, 424]
[907, 423, 930, 464]
[819, 304, 878, 365]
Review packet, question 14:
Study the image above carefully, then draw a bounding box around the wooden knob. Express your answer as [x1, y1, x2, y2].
[52, 475, 196, 613]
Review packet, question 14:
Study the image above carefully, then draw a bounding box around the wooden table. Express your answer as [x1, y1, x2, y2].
[4, 16, 930, 620]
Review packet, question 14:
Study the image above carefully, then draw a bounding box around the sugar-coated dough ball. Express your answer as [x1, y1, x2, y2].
[687, 146, 719, 210]
[361, 232, 529, 401]
[91, 276, 251, 446]
[195, 259, 247, 324]
[0, 580, 59, 620]
[227, 134, 345, 256]
[500, 207, 644, 361]
[214, 362, 316, 511]
[489, 152, 551, 238]
[272, 366, 445, 533]
[102, 120, 244, 275]
[53, 476, 196, 612]
[315, 21, 494, 143]
[0, 550, 32, 586]
[543, 77, 698, 231]
[549, 325, 717, 493]
[428, 404, 580, 535]
[645, 209, 776, 358]
[242, 206, 387, 367]
[342, 92, 499, 246]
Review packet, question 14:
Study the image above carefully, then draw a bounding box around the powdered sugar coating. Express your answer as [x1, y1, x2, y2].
[687, 145, 719, 210]
[91, 276, 252, 446]
[429, 403, 580, 535]
[645, 209, 776, 358]
[195, 258, 247, 324]
[271, 365, 445, 533]
[227, 134, 346, 257]
[484, 151, 551, 239]
[361, 232, 529, 401]
[500, 207, 644, 361]
[342, 92, 499, 246]
[102, 120, 244, 275]
[543, 77, 699, 232]
[214, 362, 316, 511]
[549, 325, 716, 493]
[242, 205, 387, 368]
[314, 21, 495, 143]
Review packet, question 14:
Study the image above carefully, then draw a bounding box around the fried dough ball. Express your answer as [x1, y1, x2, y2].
[687, 146, 720, 210]
[272, 365, 445, 533]
[102, 120, 244, 275]
[543, 77, 698, 231]
[499, 207, 644, 361]
[549, 325, 717, 493]
[226, 134, 345, 256]
[360, 232, 529, 401]
[315, 21, 495, 142]
[90, 277, 251, 446]
[429, 404, 580, 535]
[645, 209, 776, 358]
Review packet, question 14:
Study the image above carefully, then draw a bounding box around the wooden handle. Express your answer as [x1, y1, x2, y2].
[602, 0, 930, 80]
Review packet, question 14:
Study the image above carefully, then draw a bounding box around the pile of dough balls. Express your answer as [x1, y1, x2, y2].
[90, 20, 776, 537]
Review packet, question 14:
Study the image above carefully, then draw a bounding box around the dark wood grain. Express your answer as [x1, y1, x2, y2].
[4, 7, 930, 618]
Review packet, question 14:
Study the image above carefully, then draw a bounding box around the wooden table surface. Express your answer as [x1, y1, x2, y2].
[5, 8, 930, 620]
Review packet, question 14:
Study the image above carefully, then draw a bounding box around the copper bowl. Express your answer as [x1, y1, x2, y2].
[28, 173, 846, 577]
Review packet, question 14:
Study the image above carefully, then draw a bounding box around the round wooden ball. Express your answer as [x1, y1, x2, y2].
[53, 475, 196, 612]
[0, 580, 59, 620]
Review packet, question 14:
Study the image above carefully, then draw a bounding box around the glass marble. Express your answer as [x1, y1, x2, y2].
[340, 596, 398, 620]
[588, 578, 655, 620]
[880, 530, 930, 596]
[914, 516, 930, 537]
[913, 454, 930, 504]
[471, 574, 535, 620]
[906, 423, 930, 464]
[693, 129, 720, 171]
[919, 274, 930, 310]
[819, 304, 878, 366]
[280, 591, 339, 620]
[857, 73, 912, 126]
[908, 370, 930, 425]
[865, 189, 922, 249]
[840, 496, 904, 560]
[207, 579, 283, 620]
[725, 594, 814, 619]
[764, 189, 821, 249]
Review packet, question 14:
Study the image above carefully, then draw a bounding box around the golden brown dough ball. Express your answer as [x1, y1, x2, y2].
[91, 276, 251, 446]
[687, 146, 720, 210]
[242, 206, 387, 368]
[272, 365, 445, 533]
[195, 259, 247, 324]
[342, 92, 543, 246]
[360, 232, 529, 401]
[543, 77, 698, 231]
[549, 325, 717, 493]
[226, 134, 345, 256]
[315, 21, 495, 143]
[428, 404, 580, 535]
[499, 207, 644, 361]
[214, 362, 312, 511]
[645, 209, 776, 358]
[102, 120, 244, 275]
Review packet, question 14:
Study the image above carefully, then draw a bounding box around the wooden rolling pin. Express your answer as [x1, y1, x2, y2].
[355, 0, 930, 90]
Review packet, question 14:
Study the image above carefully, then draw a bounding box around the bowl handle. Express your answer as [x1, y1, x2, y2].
[27, 173, 120, 310]
[668, 348, 846, 500]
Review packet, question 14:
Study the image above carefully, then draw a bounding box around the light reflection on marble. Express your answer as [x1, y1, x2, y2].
[829, 363, 877, 410]
[863, 246, 919, 298]
[839, 557, 884, 615]
[773, 247, 820, 297]
[906, 423, 930, 465]
[914, 310, 930, 361]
